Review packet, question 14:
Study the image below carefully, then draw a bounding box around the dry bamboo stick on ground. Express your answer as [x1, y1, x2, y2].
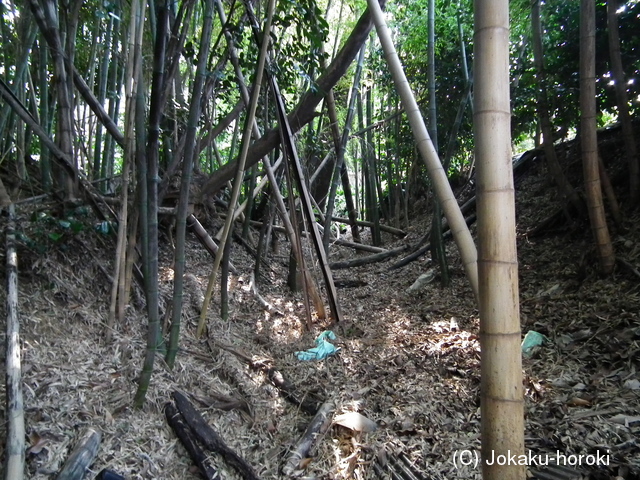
[282, 400, 335, 476]
[249, 272, 284, 315]
[165, 402, 218, 480]
[206, 340, 324, 415]
[326, 216, 406, 236]
[55, 428, 101, 480]
[329, 245, 410, 270]
[172, 391, 261, 480]
[186, 214, 238, 274]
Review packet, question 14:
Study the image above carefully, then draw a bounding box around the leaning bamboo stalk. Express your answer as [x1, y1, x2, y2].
[0, 78, 111, 220]
[366, 0, 479, 301]
[214, 0, 316, 322]
[5, 204, 25, 480]
[199, 1, 384, 198]
[322, 45, 365, 249]
[598, 156, 623, 230]
[240, 2, 342, 324]
[325, 216, 406, 237]
[213, 156, 284, 241]
[329, 244, 409, 270]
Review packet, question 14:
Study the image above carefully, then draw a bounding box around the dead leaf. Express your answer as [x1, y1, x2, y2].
[334, 412, 378, 433]
[27, 432, 48, 455]
[567, 397, 591, 407]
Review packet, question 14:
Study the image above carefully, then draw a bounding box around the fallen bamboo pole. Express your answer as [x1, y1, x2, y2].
[55, 428, 101, 480]
[282, 400, 335, 476]
[320, 215, 407, 237]
[329, 245, 410, 270]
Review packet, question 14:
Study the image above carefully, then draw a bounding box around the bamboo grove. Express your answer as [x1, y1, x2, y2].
[1, 0, 639, 413]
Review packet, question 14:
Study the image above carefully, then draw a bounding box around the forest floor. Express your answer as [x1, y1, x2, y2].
[1, 125, 640, 480]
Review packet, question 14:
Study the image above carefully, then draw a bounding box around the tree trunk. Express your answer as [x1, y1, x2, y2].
[581, 0, 615, 275]
[474, 1, 525, 478]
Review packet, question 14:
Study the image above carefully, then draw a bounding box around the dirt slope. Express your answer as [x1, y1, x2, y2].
[1, 125, 639, 480]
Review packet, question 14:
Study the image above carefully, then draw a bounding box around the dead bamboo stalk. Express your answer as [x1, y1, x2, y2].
[55, 428, 101, 480]
[282, 401, 335, 476]
[327, 215, 406, 236]
[5, 204, 25, 480]
[329, 244, 410, 270]
[172, 391, 261, 480]
[186, 215, 238, 274]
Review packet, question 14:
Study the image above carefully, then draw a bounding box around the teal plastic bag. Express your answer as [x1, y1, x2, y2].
[521, 330, 548, 357]
[296, 331, 340, 361]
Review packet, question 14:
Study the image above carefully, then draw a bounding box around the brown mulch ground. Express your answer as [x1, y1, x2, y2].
[1, 128, 640, 480]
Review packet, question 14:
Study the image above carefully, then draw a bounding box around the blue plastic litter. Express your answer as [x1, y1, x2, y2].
[296, 331, 340, 361]
[521, 330, 548, 357]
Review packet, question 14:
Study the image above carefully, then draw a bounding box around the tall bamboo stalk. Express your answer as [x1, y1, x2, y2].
[5, 204, 25, 480]
[474, 1, 525, 478]
[427, 0, 449, 287]
[322, 45, 366, 251]
[531, 0, 583, 215]
[92, 14, 114, 180]
[38, 36, 52, 192]
[165, 0, 214, 368]
[28, 0, 76, 197]
[607, 0, 639, 204]
[134, 0, 168, 407]
[581, 0, 615, 275]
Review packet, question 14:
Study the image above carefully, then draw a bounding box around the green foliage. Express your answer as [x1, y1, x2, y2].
[272, 0, 329, 94]
[364, 0, 640, 184]
[369, 0, 476, 175]
[511, 0, 640, 142]
[18, 208, 91, 253]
